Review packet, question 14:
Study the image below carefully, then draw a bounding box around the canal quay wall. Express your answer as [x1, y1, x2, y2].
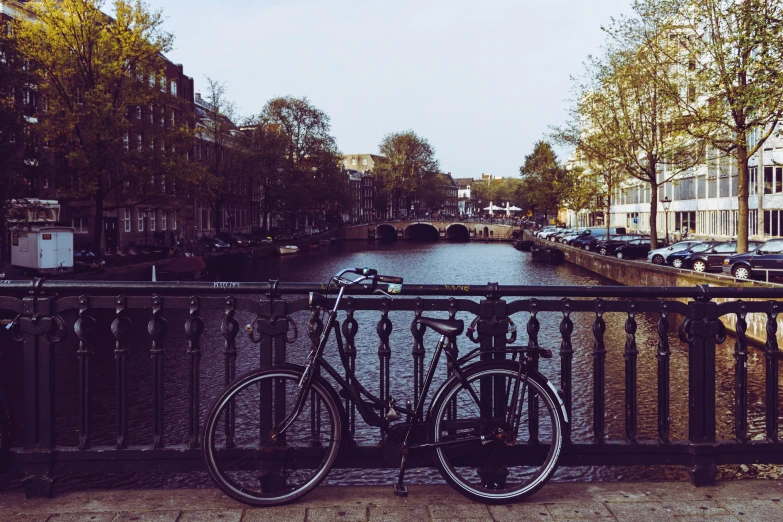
[527, 231, 781, 346]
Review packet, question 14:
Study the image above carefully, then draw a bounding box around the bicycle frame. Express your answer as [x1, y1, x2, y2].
[273, 275, 532, 452]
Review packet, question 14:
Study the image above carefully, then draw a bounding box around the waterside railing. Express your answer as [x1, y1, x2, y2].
[0, 279, 782, 497]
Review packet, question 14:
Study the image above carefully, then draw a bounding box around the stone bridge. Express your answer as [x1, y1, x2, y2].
[340, 221, 517, 241]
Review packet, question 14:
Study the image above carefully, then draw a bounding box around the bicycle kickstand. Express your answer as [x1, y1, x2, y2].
[393, 447, 409, 497]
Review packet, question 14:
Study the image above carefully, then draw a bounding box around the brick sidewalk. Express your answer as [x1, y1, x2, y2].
[2, 481, 783, 521]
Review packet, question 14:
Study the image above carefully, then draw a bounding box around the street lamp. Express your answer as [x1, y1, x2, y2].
[661, 197, 671, 246]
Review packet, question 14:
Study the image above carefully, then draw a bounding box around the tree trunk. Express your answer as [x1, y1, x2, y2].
[737, 144, 749, 253]
[605, 194, 611, 239]
[649, 180, 660, 250]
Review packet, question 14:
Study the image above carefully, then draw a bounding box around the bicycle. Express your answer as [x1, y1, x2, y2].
[201, 268, 567, 506]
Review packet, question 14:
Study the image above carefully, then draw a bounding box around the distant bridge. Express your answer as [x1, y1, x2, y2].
[340, 221, 517, 241]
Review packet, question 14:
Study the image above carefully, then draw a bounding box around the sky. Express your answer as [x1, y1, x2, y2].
[151, 0, 633, 180]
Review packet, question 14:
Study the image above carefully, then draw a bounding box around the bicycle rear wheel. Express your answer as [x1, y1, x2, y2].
[429, 361, 564, 504]
[202, 367, 343, 506]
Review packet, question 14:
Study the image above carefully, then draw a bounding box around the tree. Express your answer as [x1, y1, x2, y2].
[15, 0, 207, 254]
[553, 18, 702, 249]
[241, 121, 289, 231]
[198, 77, 243, 234]
[519, 141, 570, 224]
[258, 96, 345, 228]
[374, 130, 439, 218]
[561, 165, 602, 229]
[639, 0, 783, 252]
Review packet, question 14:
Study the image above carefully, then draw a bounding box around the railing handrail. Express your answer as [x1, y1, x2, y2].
[2, 278, 782, 299]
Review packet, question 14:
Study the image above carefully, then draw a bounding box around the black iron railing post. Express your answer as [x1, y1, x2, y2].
[74, 295, 96, 450]
[20, 278, 56, 498]
[255, 281, 287, 442]
[684, 286, 720, 486]
[763, 301, 779, 442]
[656, 301, 671, 444]
[111, 295, 130, 450]
[559, 299, 574, 444]
[592, 299, 606, 443]
[478, 283, 504, 419]
[185, 296, 204, 449]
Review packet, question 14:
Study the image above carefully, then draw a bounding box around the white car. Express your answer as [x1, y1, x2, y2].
[647, 240, 703, 265]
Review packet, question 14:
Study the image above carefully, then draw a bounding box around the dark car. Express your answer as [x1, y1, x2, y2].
[596, 234, 644, 256]
[666, 241, 722, 268]
[614, 238, 652, 259]
[215, 232, 248, 248]
[687, 241, 762, 273]
[198, 236, 231, 252]
[723, 238, 783, 280]
[572, 232, 608, 250]
[74, 249, 105, 271]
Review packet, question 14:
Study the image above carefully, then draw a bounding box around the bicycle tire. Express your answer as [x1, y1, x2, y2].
[202, 366, 344, 506]
[428, 361, 564, 504]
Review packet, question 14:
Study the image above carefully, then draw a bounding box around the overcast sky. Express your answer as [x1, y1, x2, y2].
[152, 0, 632, 180]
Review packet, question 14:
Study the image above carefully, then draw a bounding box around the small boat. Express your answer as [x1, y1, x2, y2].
[278, 245, 300, 255]
[513, 240, 534, 251]
[530, 247, 564, 264]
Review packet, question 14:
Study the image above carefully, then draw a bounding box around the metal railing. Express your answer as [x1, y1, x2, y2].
[1, 278, 782, 497]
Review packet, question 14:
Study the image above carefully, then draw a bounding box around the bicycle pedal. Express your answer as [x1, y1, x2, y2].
[393, 483, 408, 497]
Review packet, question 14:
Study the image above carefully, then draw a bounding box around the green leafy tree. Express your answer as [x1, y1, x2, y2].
[375, 130, 439, 217]
[259, 96, 346, 228]
[15, 0, 207, 254]
[561, 166, 602, 230]
[639, 0, 783, 252]
[519, 141, 570, 223]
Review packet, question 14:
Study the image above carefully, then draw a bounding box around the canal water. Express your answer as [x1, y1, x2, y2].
[1, 240, 778, 491]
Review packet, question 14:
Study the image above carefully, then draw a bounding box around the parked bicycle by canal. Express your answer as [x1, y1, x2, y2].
[201, 267, 567, 506]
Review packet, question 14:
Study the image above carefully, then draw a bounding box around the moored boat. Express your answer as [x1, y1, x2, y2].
[279, 245, 300, 255]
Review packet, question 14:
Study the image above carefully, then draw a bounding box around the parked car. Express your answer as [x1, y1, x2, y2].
[215, 232, 248, 248]
[723, 238, 783, 280]
[74, 249, 105, 270]
[666, 241, 723, 268]
[687, 241, 762, 273]
[614, 238, 652, 259]
[534, 226, 557, 238]
[198, 236, 231, 252]
[560, 231, 582, 245]
[595, 234, 644, 256]
[572, 232, 608, 250]
[647, 240, 703, 265]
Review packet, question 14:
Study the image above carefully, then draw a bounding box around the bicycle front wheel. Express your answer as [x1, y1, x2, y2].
[202, 367, 343, 506]
[429, 362, 564, 504]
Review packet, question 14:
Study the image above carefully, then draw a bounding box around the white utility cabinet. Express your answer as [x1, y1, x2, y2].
[11, 226, 75, 273]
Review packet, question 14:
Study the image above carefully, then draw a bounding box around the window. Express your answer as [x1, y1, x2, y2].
[123, 133, 129, 151]
[352, 158, 357, 165]
[124, 209, 131, 232]
[171, 80, 177, 96]
[750, 167, 758, 196]
[362, 159, 367, 166]
[161, 213, 167, 231]
[149, 211, 156, 231]
[136, 106, 142, 119]
[149, 73, 155, 87]
[172, 210, 177, 230]
[136, 133, 143, 152]
[161, 114, 165, 127]
[23, 90, 30, 105]
[765, 166, 774, 194]
[137, 210, 144, 232]
[171, 111, 175, 126]
[72, 216, 91, 234]
[149, 105, 154, 124]
[160, 76, 166, 92]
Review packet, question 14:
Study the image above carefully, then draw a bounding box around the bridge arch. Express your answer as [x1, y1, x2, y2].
[445, 223, 470, 241]
[404, 222, 439, 241]
[376, 223, 398, 240]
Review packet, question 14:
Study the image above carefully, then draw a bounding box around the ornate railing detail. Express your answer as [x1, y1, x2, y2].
[2, 280, 783, 497]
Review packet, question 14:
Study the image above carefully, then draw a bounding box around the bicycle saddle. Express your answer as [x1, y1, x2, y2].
[417, 317, 464, 337]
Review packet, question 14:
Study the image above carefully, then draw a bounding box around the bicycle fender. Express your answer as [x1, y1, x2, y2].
[425, 360, 568, 426]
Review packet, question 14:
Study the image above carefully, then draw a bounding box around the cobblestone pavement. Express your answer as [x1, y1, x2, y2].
[2, 481, 783, 521]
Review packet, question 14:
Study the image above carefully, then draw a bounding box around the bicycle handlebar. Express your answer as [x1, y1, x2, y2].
[337, 268, 403, 285]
